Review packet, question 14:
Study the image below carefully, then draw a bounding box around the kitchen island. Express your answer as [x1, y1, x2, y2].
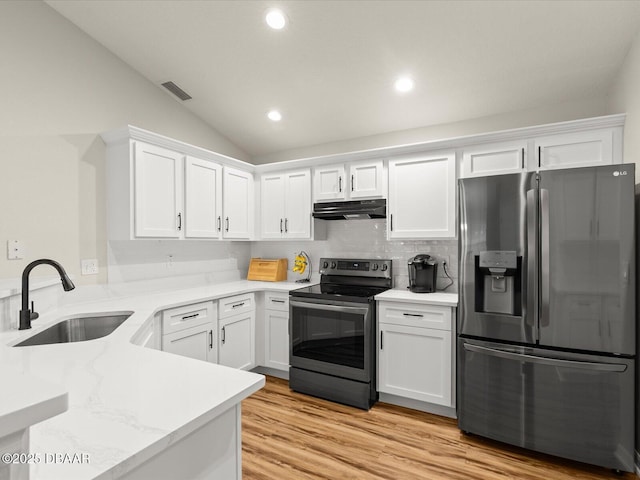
[0, 280, 304, 480]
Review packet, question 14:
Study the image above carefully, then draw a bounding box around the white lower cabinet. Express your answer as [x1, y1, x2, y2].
[162, 301, 216, 362]
[164, 325, 215, 362]
[218, 293, 255, 370]
[377, 301, 454, 408]
[263, 291, 290, 371]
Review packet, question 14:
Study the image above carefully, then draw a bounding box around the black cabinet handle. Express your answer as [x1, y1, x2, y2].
[222, 326, 226, 344]
[280, 218, 283, 233]
[538, 146, 542, 168]
[225, 217, 229, 232]
[403, 313, 424, 318]
[380, 331, 383, 350]
[209, 330, 213, 349]
[232, 302, 245, 308]
[272, 299, 285, 304]
[339, 176, 342, 192]
[177, 213, 182, 231]
[217, 216, 221, 232]
[181, 313, 199, 320]
[521, 148, 525, 169]
[390, 214, 393, 231]
[285, 218, 288, 233]
[351, 174, 354, 192]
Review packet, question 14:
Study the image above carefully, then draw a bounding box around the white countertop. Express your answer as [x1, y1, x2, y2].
[375, 289, 458, 306]
[0, 280, 305, 480]
[1, 372, 68, 439]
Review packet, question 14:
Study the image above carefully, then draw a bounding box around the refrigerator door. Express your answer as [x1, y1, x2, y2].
[458, 173, 537, 344]
[458, 338, 635, 472]
[538, 164, 635, 355]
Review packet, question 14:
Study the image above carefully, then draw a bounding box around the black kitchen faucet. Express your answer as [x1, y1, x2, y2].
[19, 259, 75, 330]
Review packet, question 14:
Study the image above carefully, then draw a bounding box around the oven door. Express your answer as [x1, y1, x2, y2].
[290, 297, 372, 383]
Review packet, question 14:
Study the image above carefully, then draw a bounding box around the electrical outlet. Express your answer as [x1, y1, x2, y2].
[81, 259, 99, 275]
[7, 240, 25, 260]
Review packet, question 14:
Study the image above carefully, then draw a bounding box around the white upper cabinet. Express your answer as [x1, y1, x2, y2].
[461, 140, 526, 178]
[460, 123, 623, 178]
[534, 128, 616, 170]
[349, 160, 385, 198]
[314, 164, 346, 201]
[133, 142, 183, 238]
[185, 156, 222, 239]
[388, 151, 456, 239]
[313, 160, 385, 202]
[222, 167, 254, 239]
[261, 174, 286, 239]
[261, 169, 311, 239]
[103, 127, 253, 241]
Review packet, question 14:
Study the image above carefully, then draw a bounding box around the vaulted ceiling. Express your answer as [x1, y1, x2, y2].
[46, 0, 640, 158]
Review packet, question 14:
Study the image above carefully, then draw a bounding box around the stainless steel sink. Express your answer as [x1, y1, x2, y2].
[14, 312, 133, 347]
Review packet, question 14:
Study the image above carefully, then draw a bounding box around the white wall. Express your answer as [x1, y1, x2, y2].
[253, 97, 608, 164]
[0, 1, 250, 285]
[608, 28, 640, 180]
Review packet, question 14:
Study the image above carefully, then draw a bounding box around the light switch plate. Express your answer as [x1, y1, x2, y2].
[7, 240, 24, 260]
[81, 259, 99, 275]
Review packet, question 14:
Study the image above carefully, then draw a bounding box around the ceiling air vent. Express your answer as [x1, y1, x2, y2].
[161, 81, 192, 101]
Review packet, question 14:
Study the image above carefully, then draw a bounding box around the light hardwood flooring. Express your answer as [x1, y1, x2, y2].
[242, 376, 634, 480]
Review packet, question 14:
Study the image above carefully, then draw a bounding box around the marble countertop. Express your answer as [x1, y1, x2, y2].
[1, 371, 68, 439]
[0, 280, 304, 480]
[375, 289, 458, 306]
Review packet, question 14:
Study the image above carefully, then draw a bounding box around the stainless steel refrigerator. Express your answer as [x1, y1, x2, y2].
[457, 164, 636, 472]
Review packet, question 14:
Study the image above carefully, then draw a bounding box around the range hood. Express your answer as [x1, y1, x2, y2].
[312, 199, 386, 220]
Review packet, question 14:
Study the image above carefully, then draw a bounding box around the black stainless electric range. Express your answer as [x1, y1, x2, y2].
[289, 258, 392, 410]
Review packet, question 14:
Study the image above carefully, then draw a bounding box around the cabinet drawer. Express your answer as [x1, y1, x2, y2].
[378, 301, 452, 331]
[264, 291, 289, 312]
[219, 293, 254, 319]
[162, 301, 215, 335]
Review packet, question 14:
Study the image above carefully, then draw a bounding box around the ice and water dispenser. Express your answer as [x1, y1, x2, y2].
[474, 251, 522, 316]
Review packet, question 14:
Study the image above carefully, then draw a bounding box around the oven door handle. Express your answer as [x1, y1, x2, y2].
[289, 300, 369, 316]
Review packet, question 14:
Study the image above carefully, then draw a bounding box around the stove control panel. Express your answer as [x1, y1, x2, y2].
[319, 258, 392, 278]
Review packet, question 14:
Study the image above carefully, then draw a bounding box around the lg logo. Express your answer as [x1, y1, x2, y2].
[613, 170, 628, 176]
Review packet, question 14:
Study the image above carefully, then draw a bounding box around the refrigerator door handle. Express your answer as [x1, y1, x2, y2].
[526, 189, 537, 328]
[463, 343, 627, 372]
[540, 188, 550, 327]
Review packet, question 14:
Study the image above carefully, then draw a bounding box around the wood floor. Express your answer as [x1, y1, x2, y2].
[242, 376, 634, 480]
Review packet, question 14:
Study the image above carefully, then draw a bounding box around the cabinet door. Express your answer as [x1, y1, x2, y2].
[388, 152, 456, 239]
[261, 173, 285, 238]
[185, 156, 222, 238]
[378, 323, 452, 406]
[349, 160, 384, 198]
[535, 129, 614, 170]
[133, 141, 183, 238]
[461, 141, 526, 178]
[163, 324, 215, 363]
[223, 167, 253, 239]
[314, 164, 346, 201]
[264, 309, 290, 371]
[284, 170, 311, 238]
[219, 313, 255, 370]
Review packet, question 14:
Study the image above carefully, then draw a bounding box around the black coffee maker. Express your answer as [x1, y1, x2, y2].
[408, 254, 438, 293]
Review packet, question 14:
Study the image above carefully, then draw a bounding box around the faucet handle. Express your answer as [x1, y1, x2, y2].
[30, 301, 39, 320]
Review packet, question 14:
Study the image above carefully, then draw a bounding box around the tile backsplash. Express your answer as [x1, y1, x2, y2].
[251, 219, 458, 292]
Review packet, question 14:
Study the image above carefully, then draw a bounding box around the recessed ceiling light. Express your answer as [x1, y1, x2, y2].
[267, 110, 282, 122]
[265, 9, 287, 30]
[394, 76, 414, 93]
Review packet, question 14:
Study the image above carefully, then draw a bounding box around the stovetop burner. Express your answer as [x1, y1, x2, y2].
[290, 257, 392, 303]
[292, 283, 390, 298]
